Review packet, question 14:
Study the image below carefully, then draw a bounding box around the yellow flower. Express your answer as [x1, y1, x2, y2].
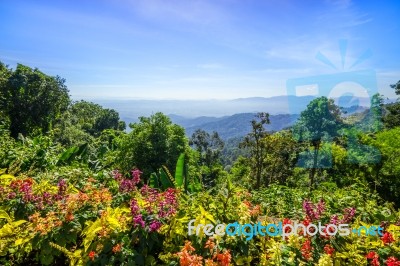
[287, 234, 301, 249]
[288, 251, 296, 263]
[318, 254, 333, 266]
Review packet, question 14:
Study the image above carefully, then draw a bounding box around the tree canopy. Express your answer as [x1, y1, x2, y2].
[293, 97, 342, 188]
[117, 112, 187, 180]
[0, 62, 70, 138]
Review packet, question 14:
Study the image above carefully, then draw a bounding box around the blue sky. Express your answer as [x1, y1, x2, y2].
[0, 0, 399, 100]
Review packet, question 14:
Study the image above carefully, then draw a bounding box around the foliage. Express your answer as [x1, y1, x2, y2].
[263, 130, 300, 185]
[190, 129, 224, 188]
[0, 170, 180, 265]
[383, 80, 400, 129]
[0, 132, 63, 176]
[384, 102, 400, 129]
[0, 62, 70, 138]
[391, 80, 400, 96]
[363, 127, 400, 206]
[240, 112, 270, 189]
[293, 97, 343, 188]
[116, 112, 188, 180]
[220, 136, 248, 168]
[52, 100, 126, 147]
[149, 154, 202, 193]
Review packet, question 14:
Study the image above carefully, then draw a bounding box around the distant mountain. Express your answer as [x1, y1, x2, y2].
[91, 95, 318, 121]
[92, 95, 381, 125]
[92, 95, 384, 138]
[168, 114, 219, 128]
[170, 105, 371, 140]
[170, 113, 299, 140]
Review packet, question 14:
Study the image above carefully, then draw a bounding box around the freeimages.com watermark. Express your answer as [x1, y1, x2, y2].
[188, 219, 383, 241]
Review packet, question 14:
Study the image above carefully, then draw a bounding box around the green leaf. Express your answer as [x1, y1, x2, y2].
[175, 153, 185, 187]
[149, 173, 160, 188]
[0, 209, 11, 223]
[159, 168, 174, 189]
[57, 146, 79, 165]
[76, 142, 88, 157]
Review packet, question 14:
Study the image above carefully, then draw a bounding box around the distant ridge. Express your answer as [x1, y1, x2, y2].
[95, 95, 319, 120]
[171, 105, 371, 140]
[92, 95, 387, 138]
[177, 113, 299, 140]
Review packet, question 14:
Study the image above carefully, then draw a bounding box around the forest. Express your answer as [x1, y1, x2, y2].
[1, 62, 400, 265]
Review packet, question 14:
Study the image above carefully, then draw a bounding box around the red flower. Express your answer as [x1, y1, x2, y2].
[366, 251, 378, 259]
[382, 232, 395, 245]
[372, 257, 381, 266]
[176, 241, 203, 266]
[299, 218, 311, 235]
[112, 243, 122, 253]
[301, 239, 313, 261]
[386, 257, 400, 266]
[283, 218, 292, 233]
[88, 251, 96, 261]
[302, 217, 311, 227]
[323, 244, 335, 256]
[216, 250, 231, 266]
[204, 238, 215, 251]
[320, 225, 334, 239]
[366, 252, 380, 266]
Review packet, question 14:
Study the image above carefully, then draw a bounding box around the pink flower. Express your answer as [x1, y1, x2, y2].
[112, 170, 123, 180]
[130, 199, 140, 216]
[340, 207, 356, 223]
[57, 179, 67, 195]
[133, 214, 145, 228]
[316, 199, 325, 217]
[131, 169, 142, 185]
[119, 178, 135, 192]
[330, 214, 339, 225]
[302, 199, 324, 221]
[149, 220, 162, 232]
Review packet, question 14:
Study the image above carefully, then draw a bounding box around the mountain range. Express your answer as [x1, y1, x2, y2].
[169, 113, 299, 140]
[92, 95, 317, 119]
[89, 95, 381, 139]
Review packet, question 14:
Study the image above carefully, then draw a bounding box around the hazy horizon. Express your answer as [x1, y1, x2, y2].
[85, 95, 389, 119]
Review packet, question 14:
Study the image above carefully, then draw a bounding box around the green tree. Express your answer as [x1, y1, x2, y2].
[53, 100, 125, 146]
[240, 112, 270, 189]
[189, 129, 224, 188]
[117, 112, 187, 180]
[0, 63, 70, 138]
[391, 80, 400, 95]
[293, 97, 342, 189]
[364, 127, 400, 206]
[384, 80, 400, 129]
[357, 93, 384, 132]
[384, 102, 400, 129]
[93, 109, 125, 135]
[263, 131, 299, 185]
[189, 129, 224, 168]
[0, 63, 11, 130]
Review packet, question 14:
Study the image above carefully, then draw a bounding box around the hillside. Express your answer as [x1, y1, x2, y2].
[179, 113, 299, 139]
